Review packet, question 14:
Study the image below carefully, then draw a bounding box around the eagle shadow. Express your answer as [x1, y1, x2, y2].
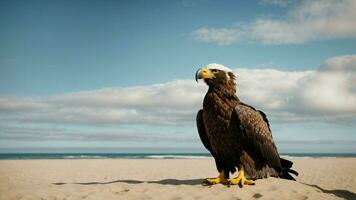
[301, 183, 356, 200]
[53, 178, 203, 186]
[53, 180, 356, 199]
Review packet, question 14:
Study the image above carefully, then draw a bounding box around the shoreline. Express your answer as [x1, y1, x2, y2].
[1, 152, 356, 160]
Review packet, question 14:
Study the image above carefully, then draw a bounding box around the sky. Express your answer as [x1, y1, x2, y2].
[0, 0, 355, 153]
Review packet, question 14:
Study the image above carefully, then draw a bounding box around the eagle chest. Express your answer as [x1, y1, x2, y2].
[202, 104, 242, 157]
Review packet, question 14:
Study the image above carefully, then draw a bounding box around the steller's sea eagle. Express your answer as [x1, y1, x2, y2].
[195, 63, 298, 186]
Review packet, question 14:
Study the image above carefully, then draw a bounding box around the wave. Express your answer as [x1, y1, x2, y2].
[62, 155, 109, 159]
[280, 155, 313, 159]
[144, 155, 211, 159]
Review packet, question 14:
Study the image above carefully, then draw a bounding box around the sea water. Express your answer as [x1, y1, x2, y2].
[0, 153, 355, 160]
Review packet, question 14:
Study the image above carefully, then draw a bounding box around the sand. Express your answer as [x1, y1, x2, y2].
[0, 158, 355, 200]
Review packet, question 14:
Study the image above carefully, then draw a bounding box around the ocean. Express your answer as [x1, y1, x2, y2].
[0, 153, 355, 160]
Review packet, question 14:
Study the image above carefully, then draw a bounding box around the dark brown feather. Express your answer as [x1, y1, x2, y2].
[196, 110, 212, 152]
[233, 102, 281, 178]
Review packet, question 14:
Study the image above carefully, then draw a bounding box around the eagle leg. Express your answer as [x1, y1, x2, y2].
[203, 171, 229, 185]
[230, 169, 255, 187]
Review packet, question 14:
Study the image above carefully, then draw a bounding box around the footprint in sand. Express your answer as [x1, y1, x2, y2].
[252, 193, 263, 198]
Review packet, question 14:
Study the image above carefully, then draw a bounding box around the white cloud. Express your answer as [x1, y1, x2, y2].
[0, 55, 355, 128]
[0, 80, 206, 126]
[191, 0, 356, 45]
[294, 55, 356, 115]
[0, 126, 194, 143]
[236, 55, 356, 122]
[260, 0, 295, 7]
[236, 68, 312, 110]
[191, 27, 244, 46]
[0, 98, 49, 112]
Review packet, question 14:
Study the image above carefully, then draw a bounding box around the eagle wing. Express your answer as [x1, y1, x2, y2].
[233, 102, 281, 168]
[196, 109, 212, 152]
[197, 109, 227, 172]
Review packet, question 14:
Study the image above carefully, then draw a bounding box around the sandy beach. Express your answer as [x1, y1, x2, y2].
[0, 158, 355, 200]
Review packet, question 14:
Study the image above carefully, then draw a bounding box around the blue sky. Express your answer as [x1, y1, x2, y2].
[0, 0, 355, 153]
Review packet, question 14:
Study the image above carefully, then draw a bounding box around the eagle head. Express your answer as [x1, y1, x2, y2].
[195, 63, 236, 87]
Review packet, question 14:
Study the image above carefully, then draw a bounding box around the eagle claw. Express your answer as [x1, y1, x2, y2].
[202, 171, 229, 186]
[230, 169, 255, 187]
[202, 177, 229, 185]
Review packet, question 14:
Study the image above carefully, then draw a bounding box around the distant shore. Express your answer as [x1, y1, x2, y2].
[1, 158, 355, 199]
[1, 152, 356, 160]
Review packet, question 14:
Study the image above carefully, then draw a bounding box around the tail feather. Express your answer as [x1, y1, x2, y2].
[278, 158, 298, 181]
[288, 168, 299, 176]
[279, 170, 296, 180]
[280, 158, 293, 168]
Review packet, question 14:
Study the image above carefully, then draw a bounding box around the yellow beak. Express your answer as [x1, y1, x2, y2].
[195, 67, 215, 82]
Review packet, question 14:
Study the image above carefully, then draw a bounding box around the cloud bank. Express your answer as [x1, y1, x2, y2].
[191, 0, 356, 45]
[1, 55, 355, 129]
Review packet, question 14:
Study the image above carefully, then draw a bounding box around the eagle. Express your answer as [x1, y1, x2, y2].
[195, 63, 298, 186]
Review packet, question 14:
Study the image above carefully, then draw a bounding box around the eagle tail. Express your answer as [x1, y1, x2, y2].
[278, 158, 299, 181]
[280, 158, 293, 168]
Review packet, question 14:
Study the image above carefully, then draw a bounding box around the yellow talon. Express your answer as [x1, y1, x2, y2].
[230, 169, 255, 187]
[203, 171, 229, 185]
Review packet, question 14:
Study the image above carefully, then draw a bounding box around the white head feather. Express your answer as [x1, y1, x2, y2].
[206, 63, 233, 72]
[206, 63, 234, 80]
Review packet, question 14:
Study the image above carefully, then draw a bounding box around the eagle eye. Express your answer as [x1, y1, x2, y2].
[211, 69, 218, 73]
